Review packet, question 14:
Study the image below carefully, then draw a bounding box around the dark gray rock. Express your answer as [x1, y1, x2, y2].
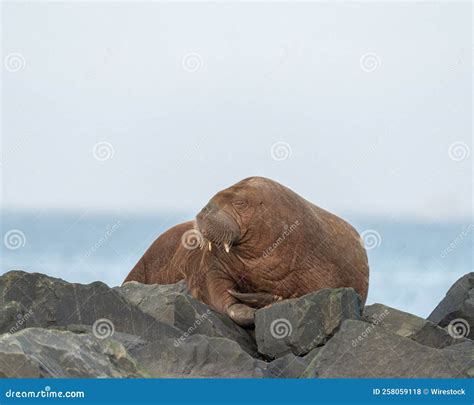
[50, 324, 148, 352]
[0, 328, 145, 378]
[428, 272, 473, 340]
[116, 281, 257, 356]
[255, 288, 361, 359]
[114, 281, 188, 325]
[129, 335, 265, 378]
[301, 320, 474, 378]
[265, 348, 321, 378]
[0, 301, 30, 335]
[0, 271, 182, 342]
[363, 303, 467, 348]
[4, 269, 471, 379]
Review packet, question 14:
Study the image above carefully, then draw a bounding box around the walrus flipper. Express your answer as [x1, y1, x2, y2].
[227, 290, 282, 309]
[226, 303, 256, 328]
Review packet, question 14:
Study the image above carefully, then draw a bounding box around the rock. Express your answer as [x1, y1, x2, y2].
[363, 303, 467, 348]
[265, 354, 308, 378]
[265, 348, 321, 378]
[0, 301, 29, 335]
[0, 328, 145, 378]
[115, 281, 188, 325]
[0, 271, 182, 342]
[428, 272, 473, 340]
[116, 281, 257, 356]
[129, 335, 265, 378]
[301, 320, 474, 378]
[255, 288, 361, 359]
[50, 324, 148, 352]
[3, 269, 471, 379]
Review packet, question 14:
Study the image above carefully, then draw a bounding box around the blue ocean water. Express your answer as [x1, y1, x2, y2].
[1, 210, 472, 318]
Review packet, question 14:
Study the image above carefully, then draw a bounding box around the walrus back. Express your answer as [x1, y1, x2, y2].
[270, 179, 370, 303]
[123, 221, 194, 285]
[308, 203, 370, 303]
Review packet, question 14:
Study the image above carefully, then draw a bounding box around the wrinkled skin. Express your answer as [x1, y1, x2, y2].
[124, 177, 369, 327]
[123, 221, 193, 285]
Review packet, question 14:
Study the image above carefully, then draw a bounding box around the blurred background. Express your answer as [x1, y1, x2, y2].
[1, 1, 472, 317]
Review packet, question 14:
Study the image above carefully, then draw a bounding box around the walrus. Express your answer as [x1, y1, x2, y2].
[123, 221, 194, 285]
[124, 177, 369, 327]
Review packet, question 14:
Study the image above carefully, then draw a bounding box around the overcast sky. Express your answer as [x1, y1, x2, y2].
[2, 2, 472, 221]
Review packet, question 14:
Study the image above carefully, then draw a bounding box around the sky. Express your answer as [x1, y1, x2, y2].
[2, 2, 472, 221]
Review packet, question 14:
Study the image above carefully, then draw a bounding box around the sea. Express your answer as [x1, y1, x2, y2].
[1, 210, 472, 319]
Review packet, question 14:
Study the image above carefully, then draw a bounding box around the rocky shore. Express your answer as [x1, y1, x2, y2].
[0, 271, 472, 378]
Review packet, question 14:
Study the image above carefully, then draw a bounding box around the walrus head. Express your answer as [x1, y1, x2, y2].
[195, 177, 282, 254]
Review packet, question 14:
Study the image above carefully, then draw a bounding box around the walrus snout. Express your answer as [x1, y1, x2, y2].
[196, 202, 240, 252]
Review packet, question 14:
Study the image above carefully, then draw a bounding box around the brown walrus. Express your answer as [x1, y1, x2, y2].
[124, 177, 369, 327]
[123, 221, 194, 285]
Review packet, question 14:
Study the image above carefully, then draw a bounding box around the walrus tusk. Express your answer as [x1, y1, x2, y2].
[208, 242, 212, 251]
[224, 243, 230, 253]
[227, 289, 282, 309]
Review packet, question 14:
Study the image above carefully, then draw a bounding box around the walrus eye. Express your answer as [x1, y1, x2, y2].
[232, 199, 249, 211]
